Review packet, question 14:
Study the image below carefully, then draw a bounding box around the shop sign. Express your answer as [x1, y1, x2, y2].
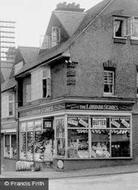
[121, 119, 130, 128]
[20, 104, 65, 117]
[78, 119, 88, 128]
[68, 119, 78, 126]
[66, 103, 132, 111]
[93, 118, 107, 129]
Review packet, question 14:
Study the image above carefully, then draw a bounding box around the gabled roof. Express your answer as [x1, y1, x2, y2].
[54, 10, 85, 36]
[17, 46, 40, 64]
[15, 0, 138, 77]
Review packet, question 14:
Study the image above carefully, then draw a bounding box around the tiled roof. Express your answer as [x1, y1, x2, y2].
[54, 10, 85, 36]
[17, 0, 137, 77]
[17, 46, 40, 64]
[15, 0, 113, 76]
[1, 77, 16, 92]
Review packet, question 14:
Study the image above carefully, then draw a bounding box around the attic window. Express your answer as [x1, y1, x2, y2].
[113, 17, 127, 38]
[51, 27, 60, 47]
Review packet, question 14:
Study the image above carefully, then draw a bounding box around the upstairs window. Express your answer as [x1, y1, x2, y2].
[42, 67, 51, 98]
[113, 17, 127, 38]
[51, 27, 60, 47]
[104, 69, 115, 95]
[9, 93, 14, 116]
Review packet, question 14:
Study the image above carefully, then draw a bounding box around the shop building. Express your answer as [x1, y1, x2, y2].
[1, 76, 17, 171]
[14, 0, 138, 171]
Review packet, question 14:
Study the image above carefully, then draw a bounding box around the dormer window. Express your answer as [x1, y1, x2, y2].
[51, 26, 60, 47]
[113, 17, 127, 38]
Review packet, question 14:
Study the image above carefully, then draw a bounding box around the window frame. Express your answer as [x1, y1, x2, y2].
[42, 68, 51, 99]
[113, 17, 128, 39]
[103, 70, 115, 96]
[4, 134, 17, 159]
[51, 26, 60, 47]
[8, 93, 14, 117]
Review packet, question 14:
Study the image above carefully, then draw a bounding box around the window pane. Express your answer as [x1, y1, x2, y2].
[9, 102, 14, 116]
[4, 135, 10, 157]
[57, 138, 65, 156]
[104, 71, 114, 94]
[43, 79, 47, 98]
[114, 19, 126, 37]
[56, 118, 65, 138]
[111, 129, 130, 157]
[68, 129, 89, 158]
[20, 132, 27, 160]
[27, 131, 34, 161]
[11, 135, 17, 158]
[91, 129, 110, 158]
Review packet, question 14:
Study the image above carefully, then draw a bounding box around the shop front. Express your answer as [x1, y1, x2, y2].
[18, 100, 134, 171]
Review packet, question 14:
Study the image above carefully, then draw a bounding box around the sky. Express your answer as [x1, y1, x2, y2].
[0, 0, 103, 47]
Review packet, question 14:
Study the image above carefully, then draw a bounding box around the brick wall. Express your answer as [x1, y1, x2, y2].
[67, 13, 137, 98]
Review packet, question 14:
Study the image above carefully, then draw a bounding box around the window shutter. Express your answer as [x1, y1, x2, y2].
[128, 17, 134, 37]
[46, 78, 51, 98]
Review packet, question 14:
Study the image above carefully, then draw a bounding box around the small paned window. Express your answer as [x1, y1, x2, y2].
[104, 70, 115, 95]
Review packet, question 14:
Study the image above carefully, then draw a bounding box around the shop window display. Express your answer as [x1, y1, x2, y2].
[20, 119, 54, 161]
[67, 116, 89, 158]
[4, 134, 10, 157]
[110, 117, 130, 157]
[4, 134, 17, 159]
[55, 118, 65, 157]
[91, 130, 110, 158]
[67, 115, 131, 159]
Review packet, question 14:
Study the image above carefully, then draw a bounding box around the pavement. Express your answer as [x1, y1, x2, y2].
[0, 164, 138, 179]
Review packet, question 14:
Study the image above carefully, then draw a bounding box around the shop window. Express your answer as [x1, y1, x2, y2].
[104, 69, 115, 95]
[113, 17, 127, 38]
[42, 68, 51, 98]
[51, 26, 60, 47]
[4, 134, 17, 159]
[9, 93, 14, 116]
[20, 119, 54, 162]
[91, 116, 131, 158]
[67, 116, 89, 158]
[55, 118, 65, 157]
[110, 117, 130, 157]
